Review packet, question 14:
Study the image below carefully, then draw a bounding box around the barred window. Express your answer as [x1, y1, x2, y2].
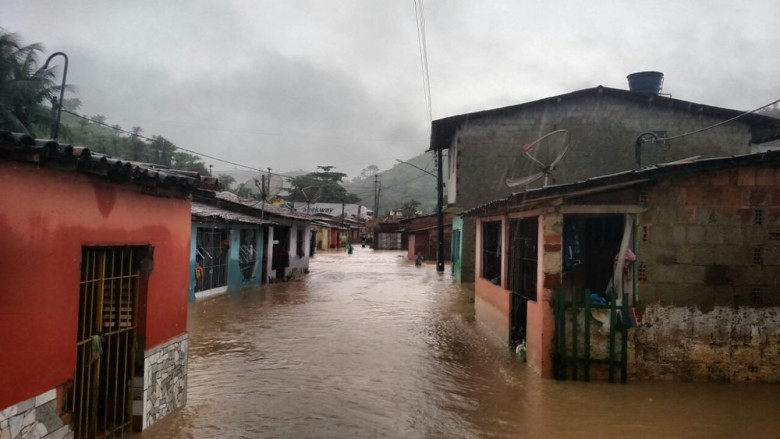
[482, 221, 502, 284]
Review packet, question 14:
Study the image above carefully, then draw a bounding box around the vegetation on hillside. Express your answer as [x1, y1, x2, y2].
[1, 28, 441, 213]
[346, 152, 446, 216]
[0, 28, 209, 174]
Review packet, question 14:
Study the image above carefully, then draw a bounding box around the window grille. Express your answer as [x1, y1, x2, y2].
[753, 248, 763, 265]
[506, 218, 538, 301]
[641, 225, 651, 242]
[754, 209, 764, 226]
[451, 230, 461, 263]
[638, 263, 647, 281]
[239, 229, 258, 280]
[751, 287, 761, 305]
[481, 221, 502, 283]
[195, 228, 229, 291]
[639, 190, 649, 204]
[71, 246, 144, 438]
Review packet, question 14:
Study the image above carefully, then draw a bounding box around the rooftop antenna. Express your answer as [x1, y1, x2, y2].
[254, 168, 283, 219]
[506, 129, 570, 188]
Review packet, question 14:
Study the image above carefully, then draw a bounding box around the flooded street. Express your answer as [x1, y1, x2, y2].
[141, 248, 780, 438]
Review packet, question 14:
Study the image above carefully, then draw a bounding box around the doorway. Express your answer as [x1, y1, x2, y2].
[507, 217, 538, 346]
[272, 227, 290, 280]
[70, 246, 149, 438]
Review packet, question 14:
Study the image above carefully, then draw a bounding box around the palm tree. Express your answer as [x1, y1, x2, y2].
[0, 29, 60, 136]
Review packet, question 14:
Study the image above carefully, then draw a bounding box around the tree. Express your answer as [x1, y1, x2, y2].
[359, 164, 380, 179]
[172, 151, 209, 175]
[288, 166, 356, 203]
[217, 174, 236, 191]
[62, 97, 82, 112]
[400, 200, 421, 218]
[127, 126, 147, 161]
[0, 29, 59, 135]
[149, 135, 176, 167]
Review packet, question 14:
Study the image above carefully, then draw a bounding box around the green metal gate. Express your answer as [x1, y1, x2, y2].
[553, 287, 630, 383]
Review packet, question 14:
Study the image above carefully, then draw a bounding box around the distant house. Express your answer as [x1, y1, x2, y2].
[292, 202, 371, 246]
[369, 217, 406, 250]
[290, 202, 373, 220]
[190, 202, 274, 300]
[0, 131, 215, 436]
[209, 192, 315, 282]
[468, 150, 780, 382]
[428, 81, 780, 282]
[400, 213, 453, 262]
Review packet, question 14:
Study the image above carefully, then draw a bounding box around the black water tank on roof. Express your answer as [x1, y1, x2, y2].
[627, 71, 664, 95]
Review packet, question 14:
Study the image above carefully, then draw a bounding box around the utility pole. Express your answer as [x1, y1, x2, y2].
[373, 175, 381, 248]
[436, 148, 445, 272]
[374, 175, 382, 220]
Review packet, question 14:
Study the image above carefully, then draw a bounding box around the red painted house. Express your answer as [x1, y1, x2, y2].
[400, 213, 453, 262]
[0, 132, 214, 437]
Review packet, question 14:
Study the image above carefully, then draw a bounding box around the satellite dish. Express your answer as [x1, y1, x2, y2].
[253, 172, 284, 201]
[506, 129, 570, 188]
[300, 186, 322, 203]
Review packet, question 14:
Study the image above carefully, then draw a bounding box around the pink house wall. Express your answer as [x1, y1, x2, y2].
[473, 213, 556, 378]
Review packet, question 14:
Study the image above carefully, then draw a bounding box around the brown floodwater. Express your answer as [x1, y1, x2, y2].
[139, 248, 780, 438]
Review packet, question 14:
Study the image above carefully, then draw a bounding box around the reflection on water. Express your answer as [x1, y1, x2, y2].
[139, 248, 780, 438]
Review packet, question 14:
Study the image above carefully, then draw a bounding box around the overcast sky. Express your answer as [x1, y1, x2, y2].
[3, 1, 779, 178]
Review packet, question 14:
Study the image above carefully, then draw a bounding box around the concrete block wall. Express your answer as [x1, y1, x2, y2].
[635, 305, 780, 382]
[0, 389, 72, 439]
[633, 165, 780, 381]
[639, 166, 780, 308]
[451, 92, 752, 282]
[453, 94, 751, 211]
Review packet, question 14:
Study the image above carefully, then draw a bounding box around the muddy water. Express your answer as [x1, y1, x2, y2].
[140, 249, 780, 438]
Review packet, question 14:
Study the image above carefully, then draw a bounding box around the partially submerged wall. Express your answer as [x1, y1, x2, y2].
[634, 305, 780, 382]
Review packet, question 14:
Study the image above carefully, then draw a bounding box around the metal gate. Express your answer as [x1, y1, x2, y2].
[507, 218, 538, 345]
[71, 246, 144, 438]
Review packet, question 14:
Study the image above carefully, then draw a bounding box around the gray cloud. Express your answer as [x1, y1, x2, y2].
[3, 0, 779, 177]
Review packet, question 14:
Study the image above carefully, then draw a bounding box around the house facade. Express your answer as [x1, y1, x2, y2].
[430, 84, 780, 282]
[468, 150, 780, 382]
[190, 202, 272, 300]
[210, 192, 315, 282]
[0, 132, 211, 437]
[400, 213, 453, 262]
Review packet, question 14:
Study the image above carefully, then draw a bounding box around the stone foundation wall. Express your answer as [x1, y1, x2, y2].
[0, 389, 72, 439]
[634, 304, 780, 382]
[136, 333, 188, 429]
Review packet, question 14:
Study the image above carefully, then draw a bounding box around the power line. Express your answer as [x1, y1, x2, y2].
[61, 109, 293, 180]
[413, 0, 433, 123]
[640, 97, 780, 144]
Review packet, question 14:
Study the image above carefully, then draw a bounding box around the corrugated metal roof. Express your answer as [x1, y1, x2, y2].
[429, 86, 780, 151]
[213, 191, 314, 221]
[465, 149, 780, 216]
[192, 202, 275, 225]
[0, 131, 219, 194]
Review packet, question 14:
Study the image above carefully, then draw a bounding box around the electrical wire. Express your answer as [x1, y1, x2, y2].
[413, 0, 433, 123]
[61, 109, 293, 180]
[641, 97, 780, 144]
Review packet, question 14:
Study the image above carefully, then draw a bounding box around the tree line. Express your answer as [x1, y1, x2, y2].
[2, 28, 431, 214]
[0, 28, 208, 173]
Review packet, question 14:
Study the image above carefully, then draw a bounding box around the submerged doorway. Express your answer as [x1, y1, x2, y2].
[507, 217, 538, 346]
[70, 246, 149, 438]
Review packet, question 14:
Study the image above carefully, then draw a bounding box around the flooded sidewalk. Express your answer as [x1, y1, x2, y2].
[139, 248, 780, 438]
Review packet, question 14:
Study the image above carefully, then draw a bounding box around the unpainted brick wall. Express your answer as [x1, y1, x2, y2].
[632, 164, 780, 382]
